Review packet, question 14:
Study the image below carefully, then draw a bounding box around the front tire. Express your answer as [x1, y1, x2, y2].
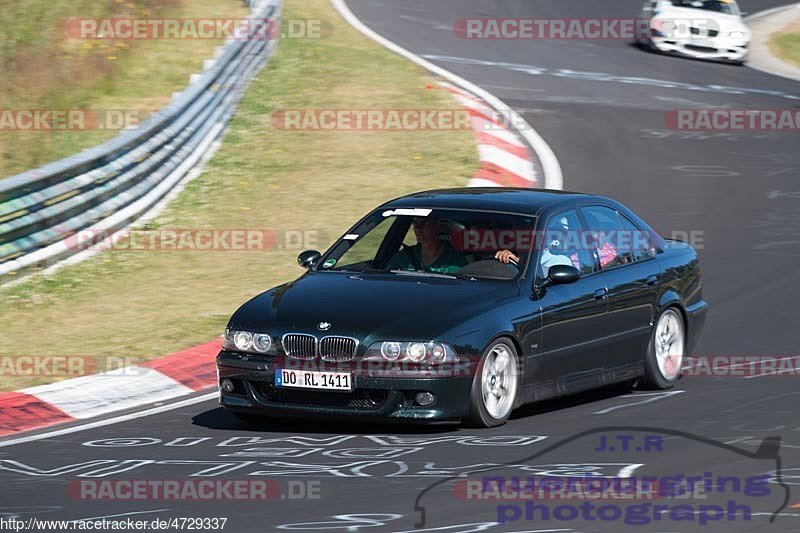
[642, 308, 685, 389]
[467, 339, 520, 427]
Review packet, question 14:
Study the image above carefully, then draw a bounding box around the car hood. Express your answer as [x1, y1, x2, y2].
[656, 6, 748, 34]
[229, 271, 518, 342]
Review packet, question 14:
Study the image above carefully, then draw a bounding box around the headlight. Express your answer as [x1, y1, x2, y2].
[650, 18, 673, 37]
[233, 331, 253, 351]
[223, 329, 275, 354]
[729, 31, 745, 39]
[380, 341, 402, 361]
[253, 333, 272, 353]
[407, 342, 427, 362]
[366, 341, 458, 364]
[429, 343, 446, 362]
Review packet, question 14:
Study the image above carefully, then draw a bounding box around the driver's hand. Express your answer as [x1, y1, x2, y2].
[495, 250, 520, 264]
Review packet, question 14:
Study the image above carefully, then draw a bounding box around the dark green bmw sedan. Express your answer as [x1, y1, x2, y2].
[216, 188, 707, 427]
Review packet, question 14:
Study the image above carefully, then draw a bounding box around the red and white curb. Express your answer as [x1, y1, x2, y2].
[439, 81, 537, 188]
[0, 340, 221, 437]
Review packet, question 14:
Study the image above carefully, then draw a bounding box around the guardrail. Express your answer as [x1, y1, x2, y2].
[0, 0, 282, 278]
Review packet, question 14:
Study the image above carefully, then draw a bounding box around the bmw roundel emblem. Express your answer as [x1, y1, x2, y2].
[317, 322, 332, 331]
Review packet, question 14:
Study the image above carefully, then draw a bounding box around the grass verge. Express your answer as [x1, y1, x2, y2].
[768, 21, 800, 69]
[0, 0, 248, 177]
[0, 0, 477, 391]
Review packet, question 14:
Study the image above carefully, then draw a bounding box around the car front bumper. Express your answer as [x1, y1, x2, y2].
[216, 351, 475, 422]
[651, 36, 749, 62]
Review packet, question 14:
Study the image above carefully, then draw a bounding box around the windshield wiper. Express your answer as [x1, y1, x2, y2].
[389, 269, 475, 281]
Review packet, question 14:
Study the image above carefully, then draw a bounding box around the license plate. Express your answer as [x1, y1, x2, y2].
[275, 368, 352, 391]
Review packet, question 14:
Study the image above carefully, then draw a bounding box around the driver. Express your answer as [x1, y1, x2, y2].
[386, 216, 467, 274]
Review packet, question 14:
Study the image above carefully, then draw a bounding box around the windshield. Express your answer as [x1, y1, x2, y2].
[669, 0, 740, 15]
[319, 208, 536, 280]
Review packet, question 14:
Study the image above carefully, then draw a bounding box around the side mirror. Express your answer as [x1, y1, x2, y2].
[542, 264, 580, 287]
[297, 250, 321, 270]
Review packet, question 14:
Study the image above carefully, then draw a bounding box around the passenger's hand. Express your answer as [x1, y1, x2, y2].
[495, 250, 520, 264]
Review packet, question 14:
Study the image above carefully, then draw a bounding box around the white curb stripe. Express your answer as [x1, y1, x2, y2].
[449, 92, 495, 118]
[478, 145, 536, 182]
[470, 117, 526, 147]
[21, 368, 194, 419]
[468, 178, 503, 188]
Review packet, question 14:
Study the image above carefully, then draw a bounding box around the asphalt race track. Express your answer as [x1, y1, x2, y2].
[2, 1, 800, 531]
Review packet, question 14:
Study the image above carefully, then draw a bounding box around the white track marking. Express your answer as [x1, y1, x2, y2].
[329, 0, 562, 190]
[593, 390, 685, 414]
[0, 392, 217, 448]
[744, 367, 800, 379]
[74, 509, 171, 522]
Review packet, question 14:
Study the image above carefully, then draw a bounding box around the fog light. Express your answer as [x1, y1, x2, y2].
[415, 392, 435, 406]
[262, 383, 277, 399]
[366, 390, 387, 406]
[221, 378, 235, 393]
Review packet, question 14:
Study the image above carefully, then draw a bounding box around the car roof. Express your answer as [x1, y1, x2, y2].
[381, 187, 596, 216]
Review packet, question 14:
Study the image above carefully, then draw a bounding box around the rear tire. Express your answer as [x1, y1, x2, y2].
[466, 339, 520, 427]
[642, 308, 685, 389]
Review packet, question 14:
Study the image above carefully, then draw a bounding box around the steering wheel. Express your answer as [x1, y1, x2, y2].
[493, 253, 521, 272]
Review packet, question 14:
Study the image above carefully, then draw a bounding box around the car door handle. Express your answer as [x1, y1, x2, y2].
[645, 275, 658, 286]
[593, 288, 608, 300]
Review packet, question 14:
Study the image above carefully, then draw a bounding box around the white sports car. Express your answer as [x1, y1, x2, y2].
[638, 0, 751, 64]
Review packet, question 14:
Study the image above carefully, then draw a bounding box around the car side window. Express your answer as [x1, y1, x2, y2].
[619, 212, 656, 262]
[581, 206, 652, 269]
[541, 209, 595, 277]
